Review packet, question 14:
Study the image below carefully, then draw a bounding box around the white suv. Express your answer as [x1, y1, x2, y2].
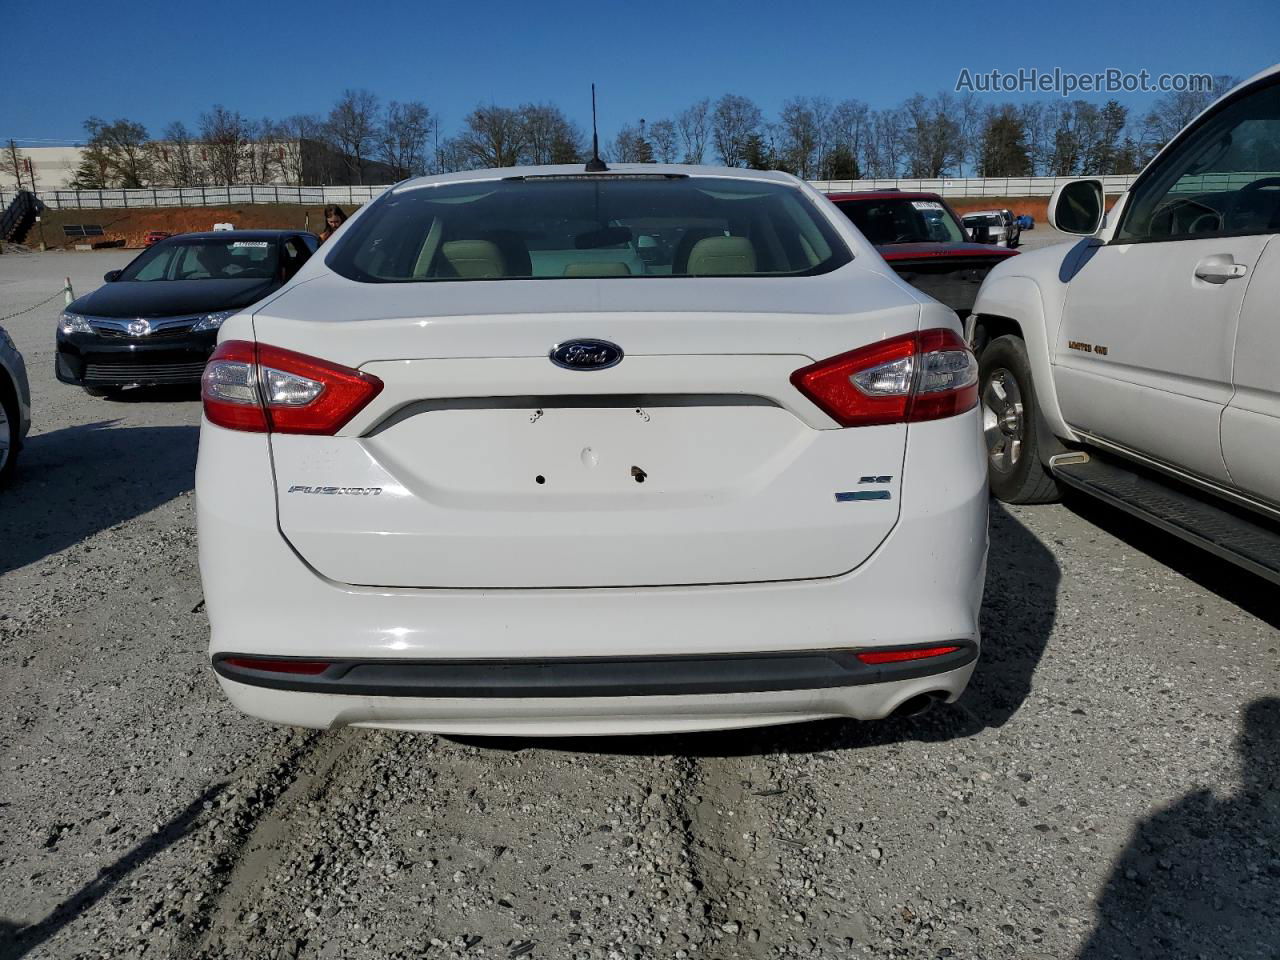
[970, 65, 1280, 581]
[196, 165, 988, 735]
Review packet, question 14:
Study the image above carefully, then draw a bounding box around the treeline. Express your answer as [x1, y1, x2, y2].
[58, 79, 1236, 189]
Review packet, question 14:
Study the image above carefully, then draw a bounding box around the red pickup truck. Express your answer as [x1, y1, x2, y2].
[827, 191, 1018, 316]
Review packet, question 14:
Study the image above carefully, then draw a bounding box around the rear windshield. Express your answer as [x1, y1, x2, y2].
[121, 238, 279, 281]
[835, 197, 966, 245]
[325, 175, 852, 282]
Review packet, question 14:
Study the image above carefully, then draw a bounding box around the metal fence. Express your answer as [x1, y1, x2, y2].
[0, 183, 390, 210]
[2, 175, 1146, 211]
[808, 175, 1142, 197]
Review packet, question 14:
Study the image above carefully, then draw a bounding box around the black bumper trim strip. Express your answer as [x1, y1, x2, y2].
[211, 643, 978, 699]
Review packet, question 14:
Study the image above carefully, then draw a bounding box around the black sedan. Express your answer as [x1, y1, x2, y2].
[56, 230, 318, 395]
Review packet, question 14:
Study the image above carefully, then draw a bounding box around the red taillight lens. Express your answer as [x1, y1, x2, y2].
[221, 657, 331, 675]
[790, 328, 978, 427]
[202, 340, 383, 435]
[856, 645, 961, 665]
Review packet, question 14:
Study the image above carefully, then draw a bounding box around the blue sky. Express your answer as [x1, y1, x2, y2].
[6, 0, 1279, 145]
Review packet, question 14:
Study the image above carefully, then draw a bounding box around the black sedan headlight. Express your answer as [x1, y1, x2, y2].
[59, 312, 93, 335]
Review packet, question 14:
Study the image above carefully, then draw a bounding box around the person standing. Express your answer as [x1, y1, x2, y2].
[318, 205, 347, 244]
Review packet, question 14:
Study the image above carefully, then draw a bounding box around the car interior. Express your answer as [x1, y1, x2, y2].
[329, 178, 853, 282]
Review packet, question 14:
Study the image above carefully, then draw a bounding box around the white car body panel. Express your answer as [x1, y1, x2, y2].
[1054, 233, 1270, 483]
[197, 164, 988, 733]
[1223, 235, 1280, 504]
[198, 411, 987, 732]
[971, 64, 1280, 513]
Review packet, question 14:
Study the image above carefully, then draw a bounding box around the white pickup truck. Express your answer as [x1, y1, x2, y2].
[969, 64, 1280, 582]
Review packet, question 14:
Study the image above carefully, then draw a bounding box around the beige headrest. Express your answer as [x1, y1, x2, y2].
[441, 240, 506, 278]
[563, 261, 632, 277]
[686, 236, 757, 276]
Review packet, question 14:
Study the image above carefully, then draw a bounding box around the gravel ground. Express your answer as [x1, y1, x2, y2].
[1, 249, 1277, 960]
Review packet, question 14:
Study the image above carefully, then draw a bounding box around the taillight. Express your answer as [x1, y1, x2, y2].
[202, 340, 383, 435]
[856, 644, 961, 665]
[790, 328, 978, 427]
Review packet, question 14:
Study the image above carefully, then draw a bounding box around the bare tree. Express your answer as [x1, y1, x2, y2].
[5, 140, 29, 191]
[518, 104, 583, 164]
[712, 94, 763, 167]
[901, 93, 962, 178]
[244, 118, 281, 184]
[276, 114, 323, 185]
[820, 99, 869, 180]
[434, 136, 470, 175]
[326, 89, 381, 184]
[1142, 75, 1236, 151]
[649, 119, 678, 163]
[676, 98, 711, 164]
[864, 108, 906, 178]
[779, 97, 831, 178]
[200, 105, 251, 184]
[153, 121, 200, 186]
[379, 100, 432, 179]
[610, 123, 654, 163]
[456, 105, 526, 168]
[80, 116, 153, 187]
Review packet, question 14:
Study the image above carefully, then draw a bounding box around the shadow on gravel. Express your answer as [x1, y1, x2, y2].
[0, 783, 225, 960]
[1076, 697, 1280, 959]
[96, 385, 203, 404]
[1065, 492, 1280, 628]
[468, 501, 1059, 758]
[0, 420, 197, 575]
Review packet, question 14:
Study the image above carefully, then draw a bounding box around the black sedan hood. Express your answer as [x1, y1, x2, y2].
[71, 278, 279, 319]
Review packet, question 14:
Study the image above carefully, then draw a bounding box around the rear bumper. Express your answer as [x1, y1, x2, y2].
[197, 409, 989, 733]
[213, 663, 977, 735]
[212, 642, 977, 698]
[55, 330, 216, 386]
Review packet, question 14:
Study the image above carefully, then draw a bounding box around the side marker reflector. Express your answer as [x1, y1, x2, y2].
[221, 657, 332, 675]
[856, 645, 961, 665]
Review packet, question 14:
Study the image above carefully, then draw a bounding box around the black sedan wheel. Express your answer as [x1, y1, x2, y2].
[0, 381, 18, 488]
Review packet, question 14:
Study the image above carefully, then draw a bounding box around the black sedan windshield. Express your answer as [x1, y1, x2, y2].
[120, 238, 280, 282]
[835, 198, 966, 245]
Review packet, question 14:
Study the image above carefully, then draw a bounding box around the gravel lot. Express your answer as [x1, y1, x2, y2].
[1, 246, 1277, 960]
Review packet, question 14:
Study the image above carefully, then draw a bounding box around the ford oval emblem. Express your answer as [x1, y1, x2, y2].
[550, 339, 623, 371]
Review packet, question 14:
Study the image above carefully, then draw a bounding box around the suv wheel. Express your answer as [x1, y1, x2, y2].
[0, 380, 18, 488]
[979, 335, 1060, 504]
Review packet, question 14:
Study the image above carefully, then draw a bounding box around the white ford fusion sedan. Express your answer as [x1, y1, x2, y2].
[196, 164, 988, 736]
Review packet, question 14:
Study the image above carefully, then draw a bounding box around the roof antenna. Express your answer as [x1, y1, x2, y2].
[585, 83, 609, 172]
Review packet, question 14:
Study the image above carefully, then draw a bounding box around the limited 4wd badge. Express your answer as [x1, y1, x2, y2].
[287, 485, 383, 495]
[1067, 340, 1109, 356]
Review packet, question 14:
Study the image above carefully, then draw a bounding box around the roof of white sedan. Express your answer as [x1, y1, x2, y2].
[393, 163, 803, 192]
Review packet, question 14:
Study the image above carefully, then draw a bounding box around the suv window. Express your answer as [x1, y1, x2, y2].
[325, 176, 852, 282]
[1117, 79, 1280, 242]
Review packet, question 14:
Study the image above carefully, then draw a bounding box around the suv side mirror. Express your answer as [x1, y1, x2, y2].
[1049, 179, 1105, 235]
[969, 224, 991, 243]
[103, 270, 123, 282]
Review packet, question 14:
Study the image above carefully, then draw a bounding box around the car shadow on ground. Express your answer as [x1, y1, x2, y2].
[1064, 492, 1280, 628]
[463, 500, 1060, 758]
[1075, 696, 1280, 959]
[0, 783, 225, 960]
[93, 385, 203, 404]
[0, 420, 198, 576]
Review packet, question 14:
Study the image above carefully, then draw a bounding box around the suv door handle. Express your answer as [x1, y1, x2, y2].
[1195, 258, 1249, 283]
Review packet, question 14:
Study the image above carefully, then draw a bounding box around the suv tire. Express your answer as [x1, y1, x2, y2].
[979, 335, 1061, 504]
